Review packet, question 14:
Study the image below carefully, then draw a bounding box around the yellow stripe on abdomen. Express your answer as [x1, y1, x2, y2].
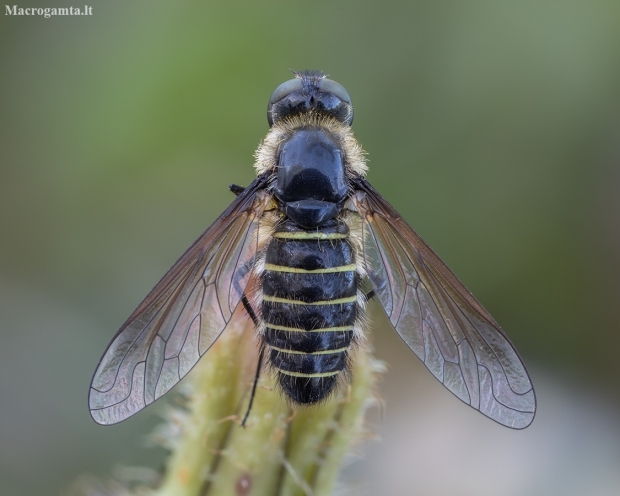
[272, 231, 348, 240]
[276, 369, 340, 378]
[269, 345, 349, 355]
[264, 263, 356, 274]
[265, 323, 354, 333]
[263, 295, 357, 306]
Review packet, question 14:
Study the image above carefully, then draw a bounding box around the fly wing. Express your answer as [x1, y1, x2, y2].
[89, 177, 272, 425]
[350, 179, 536, 428]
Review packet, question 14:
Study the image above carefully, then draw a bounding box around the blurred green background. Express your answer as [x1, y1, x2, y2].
[2, 1, 620, 495]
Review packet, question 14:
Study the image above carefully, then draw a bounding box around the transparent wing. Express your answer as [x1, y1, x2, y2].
[89, 177, 271, 425]
[350, 179, 536, 428]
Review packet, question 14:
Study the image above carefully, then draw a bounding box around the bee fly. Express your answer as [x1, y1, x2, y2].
[89, 70, 536, 429]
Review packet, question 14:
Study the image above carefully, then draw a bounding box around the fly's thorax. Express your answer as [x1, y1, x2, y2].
[274, 129, 348, 204]
[272, 129, 347, 228]
[253, 113, 368, 186]
[258, 219, 365, 404]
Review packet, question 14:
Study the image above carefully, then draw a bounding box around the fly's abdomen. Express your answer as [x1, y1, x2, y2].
[261, 219, 357, 404]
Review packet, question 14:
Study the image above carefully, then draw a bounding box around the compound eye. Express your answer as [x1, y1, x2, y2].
[267, 74, 354, 127]
[319, 78, 352, 106]
[269, 78, 304, 106]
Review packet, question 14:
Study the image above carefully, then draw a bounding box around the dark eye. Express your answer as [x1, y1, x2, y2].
[267, 72, 354, 126]
[269, 79, 304, 106]
[319, 79, 352, 107]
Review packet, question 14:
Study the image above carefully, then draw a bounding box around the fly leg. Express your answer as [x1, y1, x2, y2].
[241, 341, 265, 427]
[231, 254, 259, 320]
[232, 254, 265, 427]
[241, 294, 259, 327]
[229, 184, 246, 196]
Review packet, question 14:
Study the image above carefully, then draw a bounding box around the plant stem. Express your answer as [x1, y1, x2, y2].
[87, 310, 383, 496]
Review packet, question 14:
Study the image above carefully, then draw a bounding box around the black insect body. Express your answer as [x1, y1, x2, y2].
[89, 70, 536, 429]
[262, 219, 358, 404]
[260, 116, 360, 404]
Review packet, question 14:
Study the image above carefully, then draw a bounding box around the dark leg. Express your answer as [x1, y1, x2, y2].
[241, 294, 259, 326]
[229, 184, 246, 196]
[364, 290, 375, 302]
[229, 249, 259, 318]
[239, 292, 262, 426]
[241, 342, 265, 427]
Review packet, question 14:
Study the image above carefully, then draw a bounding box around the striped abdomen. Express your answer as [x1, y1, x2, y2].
[261, 219, 358, 404]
